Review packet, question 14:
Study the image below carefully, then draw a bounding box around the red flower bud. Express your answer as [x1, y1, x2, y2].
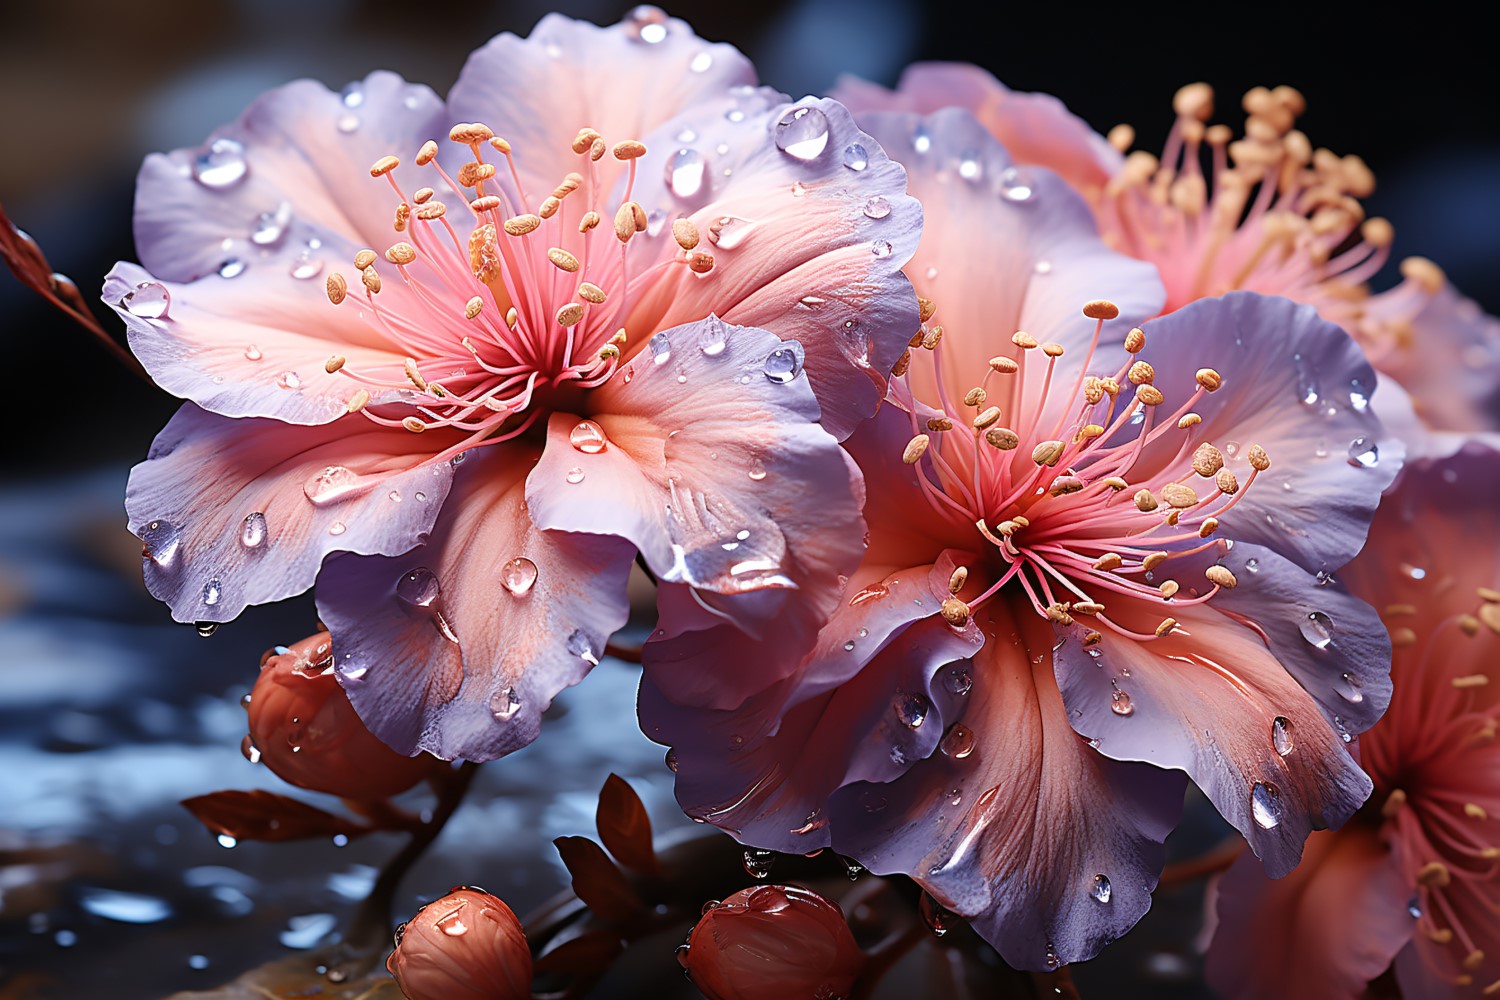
[387, 887, 532, 1000]
[679, 884, 865, 1000]
[243, 632, 436, 800]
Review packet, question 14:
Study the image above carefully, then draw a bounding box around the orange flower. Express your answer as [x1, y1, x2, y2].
[387, 887, 531, 1000]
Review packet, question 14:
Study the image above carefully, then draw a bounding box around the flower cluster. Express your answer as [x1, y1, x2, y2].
[104, 7, 1498, 997]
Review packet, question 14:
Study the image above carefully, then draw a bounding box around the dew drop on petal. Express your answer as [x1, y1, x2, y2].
[665, 747, 679, 772]
[336, 114, 360, 134]
[707, 215, 751, 249]
[625, 4, 669, 42]
[275, 370, 301, 390]
[569, 420, 608, 454]
[774, 106, 830, 161]
[649, 332, 672, 365]
[243, 344, 262, 361]
[895, 692, 929, 729]
[697, 316, 728, 356]
[289, 249, 324, 280]
[566, 629, 599, 665]
[871, 239, 894, 258]
[741, 848, 775, 879]
[564, 466, 585, 485]
[240, 512, 267, 549]
[125, 282, 171, 319]
[842, 143, 869, 171]
[998, 166, 1036, 202]
[665, 148, 706, 198]
[1110, 687, 1135, 716]
[689, 51, 713, 72]
[1346, 437, 1379, 468]
[340, 82, 364, 107]
[396, 568, 441, 609]
[958, 150, 982, 180]
[1338, 672, 1365, 704]
[192, 138, 248, 190]
[1251, 781, 1282, 829]
[747, 457, 767, 481]
[1245, 558, 1260, 574]
[1299, 611, 1335, 650]
[201, 579, 222, 606]
[489, 687, 521, 721]
[251, 202, 292, 246]
[196, 621, 219, 638]
[1272, 716, 1295, 756]
[141, 519, 181, 566]
[500, 557, 538, 596]
[862, 195, 891, 220]
[218, 258, 247, 279]
[944, 663, 973, 696]
[1090, 874, 1112, 904]
[912, 126, 932, 154]
[303, 465, 361, 506]
[939, 723, 974, 759]
[918, 893, 954, 936]
[763, 341, 805, 384]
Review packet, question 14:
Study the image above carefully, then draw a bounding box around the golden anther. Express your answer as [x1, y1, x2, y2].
[385, 242, 417, 266]
[1247, 444, 1271, 471]
[1083, 630, 1104, 646]
[1478, 586, 1500, 603]
[324, 355, 345, 374]
[415, 140, 439, 166]
[571, 128, 602, 154]
[902, 434, 931, 464]
[504, 214, 542, 237]
[949, 566, 968, 594]
[1205, 565, 1238, 589]
[415, 202, 447, 221]
[1381, 788, 1408, 817]
[490, 136, 512, 155]
[1082, 299, 1120, 320]
[1452, 674, 1490, 689]
[579, 282, 607, 304]
[687, 252, 715, 274]
[1465, 952, 1486, 973]
[1198, 517, 1220, 538]
[556, 303, 585, 327]
[921, 326, 945, 350]
[547, 247, 581, 273]
[1143, 552, 1169, 573]
[672, 218, 700, 250]
[394, 203, 410, 232]
[326, 272, 347, 305]
[630, 203, 648, 231]
[1124, 327, 1146, 353]
[591, 138, 607, 161]
[1480, 603, 1500, 636]
[1174, 82, 1214, 120]
[1391, 627, 1417, 647]
[354, 249, 377, 270]
[1050, 475, 1085, 496]
[614, 203, 638, 243]
[1465, 803, 1489, 820]
[890, 352, 911, 378]
[1387, 603, 1418, 617]
[1032, 439, 1065, 466]
[369, 155, 400, 177]
[448, 122, 494, 144]
[1162, 483, 1199, 508]
[598, 344, 620, 361]
[1083, 377, 1106, 405]
[986, 427, 1020, 450]
[1100, 378, 1121, 398]
[1482, 976, 1500, 997]
[1192, 443, 1224, 477]
[404, 358, 427, 391]
[1042, 342, 1065, 357]
[1136, 385, 1164, 406]
[1102, 476, 1128, 491]
[1093, 553, 1123, 572]
[997, 520, 1023, 537]
[1077, 424, 1106, 441]
[1177, 414, 1203, 429]
[1134, 489, 1159, 512]
[346, 389, 370, 413]
[539, 196, 562, 219]
[962, 387, 988, 407]
[612, 139, 648, 160]
[470, 195, 502, 213]
[1012, 331, 1038, 350]
[1196, 368, 1224, 391]
[918, 297, 937, 322]
[1073, 602, 1105, 615]
[464, 296, 484, 320]
[610, 329, 628, 345]
[1400, 256, 1445, 294]
[506, 307, 519, 328]
[1429, 928, 1455, 945]
[361, 267, 382, 293]
[1166, 511, 1180, 526]
[553, 175, 582, 198]
[1416, 862, 1451, 888]
[988, 356, 1019, 374]
[1045, 603, 1075, 626]
[1159, 581, 1180, 599]
[579, 211, 602, 233]
[1107, 123, 1135, 151]
[939, 596, 972, 627]
[401, 416, 426, 433]
[1155, 617, 1178, 637]
[469, 224, 500, 282]
[927, 416, 954, 432]
[1216, 469, 1240, 495]
[1128, 360, 1156, 385]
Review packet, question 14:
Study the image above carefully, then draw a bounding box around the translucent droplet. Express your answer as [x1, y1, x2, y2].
[1294, 354, 1320, 407]
[912, 126, 932, 154]
[489, 687, 521, 721]
[957, 150, 982, 180]
[665, 747, 679, 772]
[272, 371, 303, 392]
[336, 114, 360, 134]
[192, 138, 248, 190]
[763, 341, 806, 384]
[566, 629, 600, 665]
[1246, 558, 1260, 574]
[863, 195, 891, 220]
[1251, 781, 1282, 829]
[243, 344, 262, 361]
[919, 892, 955, 936]
[251, 202, 292, 246]
[774, 106, 831, 161]
[1044, 943, 1060, 970]
[944, 663, 973, 696]
[141, 519, 181, 565]
[697, 316, 728, 356]
[1338, 671, 1365, 704]
[871, 239, 894, 258]
[1348, 377, 1370, 412]
[1334, 715, 1354, 744]
[708, 215, 751, 249]
[289, 249, 324, 280]
[1111, 687, 1135, 716]
[500, 557, 538, 596]
[1272, 716, 1295, 756]
[241, 734, 262, 763]
[396, 567, 441, 608]
[340, 82, 364, 107]
[565, 466, 585, 484]
[1299, 611, 1335, 650]
[998, 166, 1036, 202]
[202, 579, 222, 606]
[939, 723, 974, 759]
[689, 51, 713, 73]
[303, 465, 362, 506]
[217, 258, 247, 279]
[216, 834, 237, 849]
[1407, 896, 1422, 919]
[1346, 437, 1379, 468]
[742, 848, 775, 879]
[649, 332, 672, 365]
[196, 621, 219, 638]
[569, 420, 608, 454]
[1034, 259, 1053, 275]
[842, 143, 869, 170]
[1090, 874, 1112, 904]
[895, 692, 929, 729]
[125, 282, 171, 319]
[626, 4, 669, 43]
[437, 914, 468, 937]
[665, 147, 706, 198]
[747, 458, 767, 481]
[843, 640, 856, 651]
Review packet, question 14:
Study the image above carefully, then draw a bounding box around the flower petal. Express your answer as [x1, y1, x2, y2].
[621, 93, 923, 441]
[316, 445, 634, 761]
[126, 404, 455, 623]
[832, 63, 1122, 195]
[829, 607, 1186, 970]
[1207, 828, 1414, 1000]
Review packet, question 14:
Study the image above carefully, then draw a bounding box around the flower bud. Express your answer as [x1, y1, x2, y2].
[244, 632, 436, 801]
[388, 887, 531, 1000]
[679, 884, 864, 1000]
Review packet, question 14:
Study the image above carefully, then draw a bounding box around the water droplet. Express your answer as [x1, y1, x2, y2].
[1111, 687, 1135, 716]
[665, 147, 706, 198]
[696, 317, 728, 357]
[437, 914, 468, 937]
[141, 519, 181, 565]
[626, 4, 669, 42]
[649, 332, 672, 365]
[1294, 353, 1320, 407]
[918, 892, 955, 936]
[842, 143, 869, 170]
[862, 195, 891, 220]
[336, 113, 360, 134]
[125, 281, 171, 319]
[189, 955, 209, 970]
[1299, 611, 1335, 650]
[939, 723, 974, 759]
[871, 239, 894, 258]
[500, 557, 538, 596]
[196, 622, 219, 638]
[1349, 377, 1370, 412]
[192, 138, 248, 189]
[396, 567, 441, 608]
[272, 370, 303, 392]
[289, 248, 324, 280]
[241, 734, 262, 763]
[665, 747, 679, 772]
[489, 687, 521, 721]
[944, 663, 973, 696]
[217, 257, 247, 279]
[957, 150, 982, 180]
[895, 692, 929, 729]
[742, 848, 775, 879]
[708, 215, 751, 249]
[774, 106, 831, 160]
[1407, 897, 1422, 919]
[566, 629, 599, 665]
[1272, 716, 1295, 756]
[747, 458, 767, 481]
[202, 579, 222, 606]
[1346, 437, 1379, 468]
[689, 51, 713, 72]
[303, 465, 362, 506]
[763, 341, 806, 383]
[569, 420, 608, 454]
[912, 126, 932, 154]
[725, 108, 746, 123]
[1333, 715, 1354, 743]
[78, 888, 174, 925]
[1245, 558, 1260, 574]
[1338, 671, 1365, 704]
[564, 466, 585, 484]
[242, 344, 263, 362]
[215, 833, 238, 849]
[998, 166, 1036, 202]
[1044, 942, 1060, 970]
[251, 202, 293, 246]
[1090, 874, 1112, 904]
[1251, 781, 1282, 829]
[414, 491, 427, 502]
[327, 521, 346, 536]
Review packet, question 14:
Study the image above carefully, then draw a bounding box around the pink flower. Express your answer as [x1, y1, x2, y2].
[388, 886, 531, 1000]
[243, 631, 441, 800]
[677, 884, 864, 1000]
[835, 71, 1500, 439]
[1207, 443, 1500, 999]
[112, 9, 921, 761]
[643, 108, 1400, 969]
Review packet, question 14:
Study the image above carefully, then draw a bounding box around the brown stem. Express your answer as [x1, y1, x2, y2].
[1158, 837, 1245, 890]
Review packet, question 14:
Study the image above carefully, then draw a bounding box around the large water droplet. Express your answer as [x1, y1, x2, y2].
[1299, 611, 1335, 650]
[238, 512, 268, 549]
[919, 892, 955, 936]
[944, 663, 973, 696]
[665, 148, 706, 198]
[708, 215, 751, 249]
[958, 150, 982, 180]
[1251, 781, 1282, 829]
[565, 466, 585, 484]
[437, 914, 468, 937]
[697, 316, 728, 356]
[1338, 671, 1365, 704]
[500, 557, 538, 596]
[763, 341, 806, 383]
[489, 687, 521, 721]
[125, 282, 171, 319]
[192, 138, 248, 189]
[649, 332, 672, 365]
[939, 723, 974, 759]
[774, 106, 831, 161]
[665, 747, 679, 772]
[998, 166, 1036, 202]
[1272, 716, 1295, 756]
[141, 519, 181, 566]
[396, 567, 441, 608]
[862, 195, 891, 220]
[243, 344, 263, 361]
[289, 248, 324, 280]
[742, 848, 775, 879]
[871, 239, 894, 258]
[196, 622, 219, 638]
[842, 142, 869, 171]
[1346, 437, 1379, 468]
[1293, 353, 1320, 407]
[303, 466, 362, 506]
[625, 4, 669, 43]
[569, 420, 608, 454]
[566, 629, 600, 665]
[689, 51, 713, 73]
[895, 692, 929, 729]
[746, 457, 767, 481]
[1111, 687, 1135, 716]
[251, 202, 293, 246]
[1090, 874, 1112, 904]
[202, 579, 222, 606]
[217, 258, 247, 279]
[912, 126, 932, 154]
[336, 114, 360, 134]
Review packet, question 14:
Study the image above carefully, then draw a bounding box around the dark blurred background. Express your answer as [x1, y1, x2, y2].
[0, 2, 1495, 997]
